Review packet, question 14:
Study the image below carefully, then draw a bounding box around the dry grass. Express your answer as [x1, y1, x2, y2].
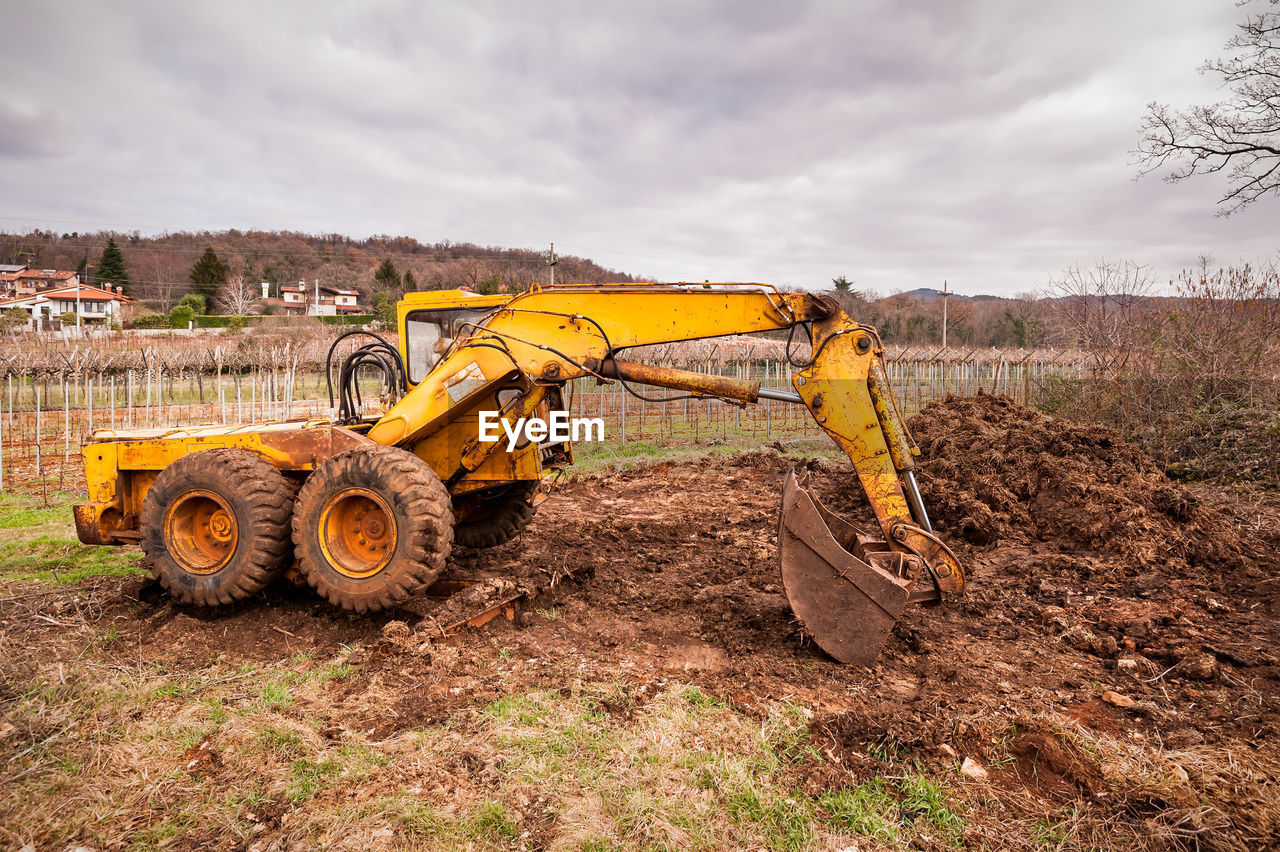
[1, 487, 1277, 850]
[0, 590, 978, 851]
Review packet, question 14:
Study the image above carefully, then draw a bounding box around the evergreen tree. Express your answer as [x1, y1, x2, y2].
[374, 259, 401, 292]
[832, 275, 853, 292]
[190, 248, 228, 302]
[96, 238, 131, 293]
[371, 291, 396, 327]
[403, 269, 418, 292]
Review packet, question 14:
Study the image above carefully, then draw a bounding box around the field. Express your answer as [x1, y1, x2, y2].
[1, 394, 1277, 850]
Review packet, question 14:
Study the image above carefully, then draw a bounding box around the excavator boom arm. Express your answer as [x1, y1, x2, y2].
[371, 283, 964, 665]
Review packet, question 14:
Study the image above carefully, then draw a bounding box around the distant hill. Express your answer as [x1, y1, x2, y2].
[897, 287, 1008, 302]
[901, 287, 946, 300]
[0, 229, 641, 309]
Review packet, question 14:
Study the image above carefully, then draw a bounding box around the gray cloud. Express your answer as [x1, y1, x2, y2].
[1, 0, 1274, 294]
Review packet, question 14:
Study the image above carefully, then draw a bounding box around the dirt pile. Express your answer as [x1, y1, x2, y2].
[906, 393, 1248, 574]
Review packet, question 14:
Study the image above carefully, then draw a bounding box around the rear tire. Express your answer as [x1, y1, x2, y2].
[292, 446, 454, 613]
[140, 449, 294, 606]
[453, 481, 539, 549]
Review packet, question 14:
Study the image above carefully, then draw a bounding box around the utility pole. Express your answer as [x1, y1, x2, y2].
[80, 264, 92, 335]
[547, 242, 558, 287]
[941, 279, 949, 349]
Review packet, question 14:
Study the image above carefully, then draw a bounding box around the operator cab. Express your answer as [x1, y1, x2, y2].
[397, 291, 512, 386]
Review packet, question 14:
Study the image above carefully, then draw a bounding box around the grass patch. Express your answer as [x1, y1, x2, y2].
[898, 773, 965, 845]
[0, 491, 144, 583]
[288, 743, 388, 802]
[820, 779, 901, 843]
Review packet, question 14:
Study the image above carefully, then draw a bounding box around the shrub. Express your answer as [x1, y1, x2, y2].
[192, 314, 267, 329]
[1042, 261, 1280, 484]
[318, 314, 374, 326]
[130, 314, 170, 330]
[0, 307, 29, 332]
[169, 304, 195, 329]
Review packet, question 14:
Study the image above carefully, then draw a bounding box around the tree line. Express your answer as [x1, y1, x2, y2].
[0, 230, 637, 319]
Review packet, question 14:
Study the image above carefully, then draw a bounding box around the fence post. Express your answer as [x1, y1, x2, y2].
[63, 379, 70, 480]
[36, 386, 45, 506]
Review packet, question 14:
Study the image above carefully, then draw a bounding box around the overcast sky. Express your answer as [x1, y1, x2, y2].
[2, 1, 1275, 296]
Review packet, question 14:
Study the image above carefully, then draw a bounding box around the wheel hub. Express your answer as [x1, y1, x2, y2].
[165, 490, 239, 575]
[319, 488, 397, 578]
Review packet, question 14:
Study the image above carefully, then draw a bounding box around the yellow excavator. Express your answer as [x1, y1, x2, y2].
[75, 283, 964, 665]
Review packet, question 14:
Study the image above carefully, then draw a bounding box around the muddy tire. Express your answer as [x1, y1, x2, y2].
[453, 482, 539, 549]
[292, 446, 453, 613]
[140, 449, 294, 606]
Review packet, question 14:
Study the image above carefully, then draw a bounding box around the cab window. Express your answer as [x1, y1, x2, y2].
[404, 308, 494, 384]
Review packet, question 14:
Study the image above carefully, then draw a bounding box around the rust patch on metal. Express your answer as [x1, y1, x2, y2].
[258, 425, 375, 468]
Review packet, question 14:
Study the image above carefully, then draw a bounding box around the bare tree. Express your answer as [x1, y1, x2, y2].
[1136, 1, 1280, 214]
[1152, 260, 1280, 406]
[148, 253, 185, 312]
[218, 275, 261, 316]
[1048, 260, 1157, 377]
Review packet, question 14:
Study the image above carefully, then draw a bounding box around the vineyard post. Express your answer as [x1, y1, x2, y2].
[63, 379, 70, 479]
[36, 386, 45, 507]
[764, 361, 771, 436]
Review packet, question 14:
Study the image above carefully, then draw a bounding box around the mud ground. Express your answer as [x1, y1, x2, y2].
[3, 394, 1278, 849]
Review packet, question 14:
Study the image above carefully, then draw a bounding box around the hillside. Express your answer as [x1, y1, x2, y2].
[0, 229, 640, 309]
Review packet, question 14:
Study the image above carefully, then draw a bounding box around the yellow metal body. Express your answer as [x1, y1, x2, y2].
[75, 282, 962, 598]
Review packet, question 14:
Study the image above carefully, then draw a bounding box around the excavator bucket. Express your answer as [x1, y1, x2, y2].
[778, 468, 914, 666]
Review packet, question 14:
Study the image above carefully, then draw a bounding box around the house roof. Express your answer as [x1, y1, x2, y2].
[17, 269, 78, 281]
[0, 264, 26, 274]
[0, 293, 50, 308]
[38, 285, 130, 301]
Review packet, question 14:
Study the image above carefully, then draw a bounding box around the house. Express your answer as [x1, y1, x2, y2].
[2, 267, 81, 298]
[261, 281, 363, 316]
[0, 284, 131, 331]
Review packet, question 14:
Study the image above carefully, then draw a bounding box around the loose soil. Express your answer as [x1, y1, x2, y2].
[2, 393, 1278, 850]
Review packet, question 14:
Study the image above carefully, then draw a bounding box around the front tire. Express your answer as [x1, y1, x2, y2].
[292, 446, 454, 613]
[140, 449, 294, 606]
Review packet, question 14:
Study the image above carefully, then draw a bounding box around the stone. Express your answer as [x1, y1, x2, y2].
[1174, 653, 1219, 681]
[1101, 690, 1135, 708]
[959, 756, 989, 780]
